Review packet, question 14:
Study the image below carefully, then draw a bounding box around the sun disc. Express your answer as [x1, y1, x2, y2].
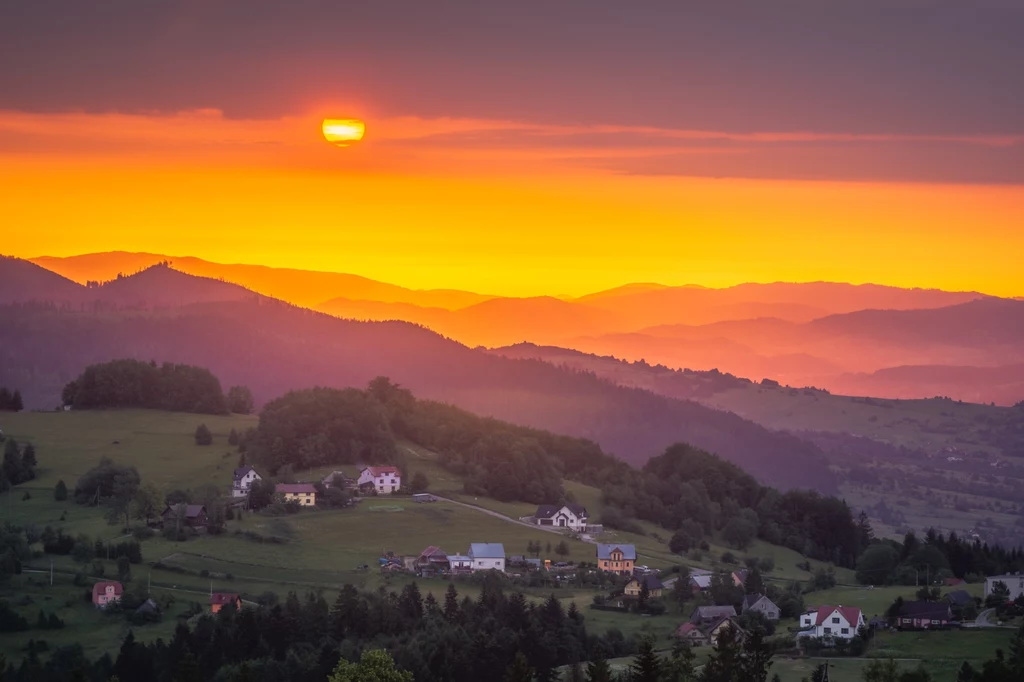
[322, 118, 366, 147]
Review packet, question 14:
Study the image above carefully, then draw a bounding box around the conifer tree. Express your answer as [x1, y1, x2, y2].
[628, 638, 661, 682]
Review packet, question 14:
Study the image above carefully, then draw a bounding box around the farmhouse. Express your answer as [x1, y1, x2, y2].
[985, 573, 1024, 601]
[321, 471, 353, 489]
[797, 605, 865, 640]
[276, 483, 317, 506]
[468, 543, 506, 572]
[742, 593, 781, 621]
[624, 574, 664, 598]
[161, 504, 209, 530]
[706, 616, 747, 646]
[531, 504, 588, 532]
[596, 544, 636, 575]
[674, 623, 710, 647]
[231, 465, 262, 498]
[358, 466, 401, 494]
[898, 601, 954, 629]
[92, 581, 123, 608]
[689, 573, 712, 593]
[690, 605, 737, 627]
[416, 546, 450, 573]
[211, 592, 241, 613]
[946, 590, 974, 609]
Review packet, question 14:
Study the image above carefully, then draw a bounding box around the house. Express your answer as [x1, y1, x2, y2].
[742, 593, 781, 621]
[532, 504, 588, 532]
[447, 554, 472, 572]
[706, 616, 747, 647]
[797, 606, 865, 640]
[624, 574, 665, 598]
[468, 543, 506, 572]
[946, 590, 975, 608]
[596, 544, 636, 575]
[321, 471, 353, 489]
[358, 466, 401, 494]
[689, 605, 737, 626]
[674, 623, 710, 647]
[232, 465, 262, 498]
[416, 546, 450, 572]
[276, 483, 317, 506]
[92, 581, 123, 608]
[897, 601, 954, 630]
[210, 592, 241, 614]
[161, 504, 209, 529]
[731, 569, 749, 588]
[985, 573, 1024, 601]
[689, 574, 713, 593]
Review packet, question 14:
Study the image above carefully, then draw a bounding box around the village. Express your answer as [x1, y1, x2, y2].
[86, 459, 1024, 664]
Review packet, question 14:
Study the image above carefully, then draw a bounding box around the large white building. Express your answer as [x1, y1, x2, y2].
[468, 543, 506, 572]
[532, 504, 588, 532]
[985, 573, 1024, 601]
[358, 466, 401, 494]
[797, 606, 865, 640]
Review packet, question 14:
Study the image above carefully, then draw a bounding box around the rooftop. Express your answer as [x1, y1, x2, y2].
[276, 483, 317, 494]
[596, 544, 636, 560]
[469, 543, 505, 558]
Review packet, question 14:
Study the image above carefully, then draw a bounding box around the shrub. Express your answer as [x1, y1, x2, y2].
[194, 424, 213, 446]
[721, 551, 737, 565]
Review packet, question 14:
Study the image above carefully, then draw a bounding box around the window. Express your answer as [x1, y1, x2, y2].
[841, 628, 849, 634]
[832, 617, 840, 623]
[824, 627, 831, 635]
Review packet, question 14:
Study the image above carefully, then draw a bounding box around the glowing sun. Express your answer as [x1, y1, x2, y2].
[322, 118, 366, 147]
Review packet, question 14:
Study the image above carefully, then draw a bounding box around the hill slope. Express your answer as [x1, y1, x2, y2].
[0, 254, 85, 304]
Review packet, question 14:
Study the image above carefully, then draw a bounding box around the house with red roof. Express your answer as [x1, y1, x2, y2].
[797, 605, 865, 640]
[358, 466, 401, 494]
[674, 622, 710, 646]
[92, 581, 123, 608]
[210, 592, 241, 614]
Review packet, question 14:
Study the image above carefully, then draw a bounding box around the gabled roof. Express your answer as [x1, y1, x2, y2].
[743, 593, 777, 610]
[211, 592, 240, 606]
[675, 623, 704, 637]
[469, 543, 505, 558]
[321, 470, 350, 483]
[419, 545, 447, 559]
[447, 554, 471, 563]
[809, 605, 863, 626]
[596, 544, 636, 560]
[692, 605, 736, 621]
[690, 574, 713, 589]
[629, 574, 664, 590]
[233, 465, 257, 480]
[899, 601, 952, 620]
[92, 581, 123, 601]
[706, 615, 746, 639]
[363, 466, 399, 476]
[946, 590, 974, 606]
[732, 569, 749, 585]
[534, 503, 588, 519]
[163, 504, 207, 519]
[276, 483, 317, 494]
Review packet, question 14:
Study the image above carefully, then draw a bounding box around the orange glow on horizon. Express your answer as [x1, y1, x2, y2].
[321, 118, 366, 146]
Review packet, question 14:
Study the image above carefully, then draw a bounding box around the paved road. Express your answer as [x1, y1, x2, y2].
[973, 608, 1014, 628]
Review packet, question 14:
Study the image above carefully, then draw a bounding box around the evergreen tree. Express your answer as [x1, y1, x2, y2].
[328, 649, 413, 682]
[444, 583, 460, 623]
[504, 652, 535, 682]
[0, 388, 10, 410]
[53, 478, 68, 502]
[10, 390, 23, 412]
[585, 658, 613, 682]
[627, 638, 661, 682]
[955, 661, 976, 682]
[664, 638, 697, 681]
[194, 424, 213, 446]
[21, 443, 37, 469]
[744, 566, 766, 596]
[228, 428, 240, 446]
[701, 626, 744, 682]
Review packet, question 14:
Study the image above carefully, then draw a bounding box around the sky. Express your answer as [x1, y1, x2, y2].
[2, 0, 1023, 297]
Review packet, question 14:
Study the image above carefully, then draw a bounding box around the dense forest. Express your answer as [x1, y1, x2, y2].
[60, 359, 253, 416]
[0, 295, 835, 492]
[0, 386, 24, 411]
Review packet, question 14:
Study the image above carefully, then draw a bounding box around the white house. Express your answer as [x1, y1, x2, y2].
[797, 606, 865, 640]
[532, 504, 588, 532]
[358, 466, 401, 494]
[468, 543, 506, 572]
[447, 554, 472, 572]
[985, 573, 1024, 601]
[232, 466, 262, 498]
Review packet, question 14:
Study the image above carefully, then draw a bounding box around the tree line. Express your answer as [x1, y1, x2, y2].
[1, 437, 37, 490]
[0, 386, 24, 411]
[61, 358, 253, 416]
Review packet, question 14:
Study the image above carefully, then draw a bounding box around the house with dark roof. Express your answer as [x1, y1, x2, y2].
[320, 471, 353, 489]
[92, 581, 123, 608]
[232, 465, 262, 498]
[706, 616, 747, 647]
[532, 504, 588, 532]
[161, 504, 209, 529]
[211, 592, 241, 614]
[742, 593, 781, 621]
[946, 590, 974, 608]
[690, 605, 737, 626]
[596, 544, 636, 575]
[276, 483, 317, 506]
[624, 574, 664, 598]
[897, 601, 954, 630]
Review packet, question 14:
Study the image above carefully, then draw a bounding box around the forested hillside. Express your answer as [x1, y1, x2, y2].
[0, 297, 835, 491]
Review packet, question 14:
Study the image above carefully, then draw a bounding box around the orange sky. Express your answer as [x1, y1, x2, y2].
[3, 108, 1024, 297]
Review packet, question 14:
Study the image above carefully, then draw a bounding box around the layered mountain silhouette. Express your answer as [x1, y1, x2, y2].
[0, 256, 834, 491]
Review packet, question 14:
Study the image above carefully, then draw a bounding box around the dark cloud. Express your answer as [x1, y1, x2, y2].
[2, 0, 1022, 138]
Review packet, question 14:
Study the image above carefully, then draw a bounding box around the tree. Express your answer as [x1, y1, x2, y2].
[672, 567, 692, 610]
[132, 483, 162, 524]
[722, 516, 757, 550]
[987, 581, 1011, 610]
[443, 583, 460, 623]
[556, 541, 570, 558]
[328, 649, 413, 682]
[228, 429, 240, 446]
[227, 386, 254, 415]
[410, 472, 429, 493]
[54, 480, 68, 502]
[745, 567, 766, 596]
[10, 390, 23, 412]
[701, 626, 744, 682]
[117, 555, 131, 582]
[664, 638, 697, 681]
[862, 658, 901, 682]
[503, 652, 534, 682]
[0, 388, 10, 410]
[628, 638, 661, 682]
[585, 658, 613, 682]
[955, 662, 976, 682]
[194, 424, 213, 446]
[21, 443, 36, 469]
[856, 544, 901, 585]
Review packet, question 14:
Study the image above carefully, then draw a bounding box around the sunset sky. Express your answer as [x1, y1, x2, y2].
[2, 1, 1023, 297]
